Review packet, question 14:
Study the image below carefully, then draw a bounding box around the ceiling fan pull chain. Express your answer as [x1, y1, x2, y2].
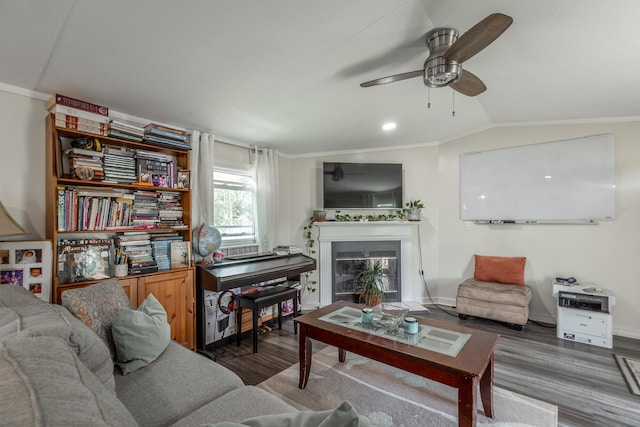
[427, 87, 431, 109]
[452, 90, 456, 116]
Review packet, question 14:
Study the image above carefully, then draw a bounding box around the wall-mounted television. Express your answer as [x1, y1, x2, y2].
[323, 162, 403, 209]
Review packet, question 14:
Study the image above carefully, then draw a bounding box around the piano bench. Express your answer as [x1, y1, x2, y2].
[236, 285, 299, 353]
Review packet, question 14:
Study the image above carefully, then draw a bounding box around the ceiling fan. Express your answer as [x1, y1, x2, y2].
[360, 13, 513, 97]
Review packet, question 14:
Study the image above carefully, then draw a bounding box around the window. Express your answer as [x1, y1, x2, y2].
[213, 170, 256, 246]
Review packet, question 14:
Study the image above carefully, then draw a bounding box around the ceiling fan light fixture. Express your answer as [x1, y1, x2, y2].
[425, 59, 461, 87]
[424, 27, 461, 88]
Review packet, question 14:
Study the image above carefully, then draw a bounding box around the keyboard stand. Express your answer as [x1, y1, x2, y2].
[236, 286, 298, 353]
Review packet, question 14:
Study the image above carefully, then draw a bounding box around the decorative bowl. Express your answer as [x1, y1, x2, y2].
[371, 303, 409, 333]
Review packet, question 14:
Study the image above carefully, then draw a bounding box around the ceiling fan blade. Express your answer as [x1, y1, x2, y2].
[360, 70, 423, 87]
[444, 13, 513, 63]
[451, 69, 486, 96]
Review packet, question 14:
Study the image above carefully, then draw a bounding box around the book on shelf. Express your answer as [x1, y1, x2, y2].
[142, 134, 192, 151]
[151, 236, 182, 271]
[170, 241, 191, 269]
[107, 128, 144, 142]
[129, 264, 159, 275]
[65, 147, 104, 157]
[103, 158, 136, 167]
[47, 94, 109, 117]
[57, 186, 65, 232]
[103, 144, 136, 157]
[108, 120, 144, 134]
[138, 157, 170, 171]
[54, 111, 108, 126]
[138, 158, 170, 187]
[144, 123, 186, 135]
[56, 117, 108, 135]
[144, 126, 187, 142]
[136, 149, 174, 162]
[57, 239, 113, 284]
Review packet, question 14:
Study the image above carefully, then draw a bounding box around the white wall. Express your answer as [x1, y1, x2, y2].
[0, 90, 47, 240]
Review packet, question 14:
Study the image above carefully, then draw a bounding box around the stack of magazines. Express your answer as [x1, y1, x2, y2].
[102, 145, 136, 184]
[143, 123, 191, 150]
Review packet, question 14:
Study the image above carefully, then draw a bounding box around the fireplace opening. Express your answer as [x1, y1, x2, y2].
[332, 240, 400, 303]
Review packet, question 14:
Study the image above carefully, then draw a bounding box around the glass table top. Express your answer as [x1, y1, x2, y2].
[319, 306, 470, 357]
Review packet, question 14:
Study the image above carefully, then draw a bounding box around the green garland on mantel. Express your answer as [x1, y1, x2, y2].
[333, 210, 405, 222]
[302, 206, 418, 293]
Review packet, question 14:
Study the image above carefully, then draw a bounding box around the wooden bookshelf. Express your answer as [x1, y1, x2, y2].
[45, 113, 195, 350]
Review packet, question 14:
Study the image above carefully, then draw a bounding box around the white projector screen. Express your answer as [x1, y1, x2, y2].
[460, 134, 615, 222]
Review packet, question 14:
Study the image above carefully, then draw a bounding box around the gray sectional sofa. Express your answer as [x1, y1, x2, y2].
[0, 283, 303, 426]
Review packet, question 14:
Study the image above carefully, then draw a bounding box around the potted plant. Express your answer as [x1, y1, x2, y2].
[404, 199, 424, 221]
[356, 260, 385, 306]
[312, 209, 327, 222]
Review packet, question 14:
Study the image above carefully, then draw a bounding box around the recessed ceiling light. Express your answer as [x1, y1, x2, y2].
[382, 122, 396, 131]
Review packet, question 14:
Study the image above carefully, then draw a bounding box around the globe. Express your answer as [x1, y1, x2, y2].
[192, 224, 222, 262]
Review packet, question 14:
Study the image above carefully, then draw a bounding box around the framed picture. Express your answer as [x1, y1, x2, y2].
[170, 241, 191, 269]
[177, 170, 190, 189]
[0, 241, 52, 302]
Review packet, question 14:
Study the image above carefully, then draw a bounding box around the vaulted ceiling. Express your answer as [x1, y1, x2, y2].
[2, 0, 639, 155]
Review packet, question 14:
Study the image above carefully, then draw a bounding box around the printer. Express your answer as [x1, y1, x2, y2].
[552, 282, 616, 348]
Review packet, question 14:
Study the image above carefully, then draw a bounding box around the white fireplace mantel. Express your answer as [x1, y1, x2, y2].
[315, 221, 418, 306]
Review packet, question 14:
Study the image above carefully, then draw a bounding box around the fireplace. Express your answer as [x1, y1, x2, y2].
[316, 222, 416, 307]
[333, 240, 400, 303]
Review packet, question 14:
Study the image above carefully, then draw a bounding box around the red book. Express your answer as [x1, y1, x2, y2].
[47, 94, 109, 117]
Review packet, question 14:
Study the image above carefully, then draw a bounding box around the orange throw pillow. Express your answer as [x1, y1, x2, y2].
[474, 255, 526, 286]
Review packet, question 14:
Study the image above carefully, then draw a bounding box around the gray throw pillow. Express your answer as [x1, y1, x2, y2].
[112, 293, 171, 375]
[61, 278, 133, 360]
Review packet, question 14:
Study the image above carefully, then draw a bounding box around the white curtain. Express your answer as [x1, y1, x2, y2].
[190, 131, 215, 229]
[251, 147, 279, 253]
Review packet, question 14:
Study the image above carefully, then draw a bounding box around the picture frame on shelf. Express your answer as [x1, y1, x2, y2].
[170, 241, 191, 269]
[0, 241, 52, 302]
[57, 239, 113, 285]
[177, 170, 190, 189]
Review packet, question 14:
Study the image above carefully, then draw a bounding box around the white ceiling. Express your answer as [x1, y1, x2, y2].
[2, 0, 640, 156]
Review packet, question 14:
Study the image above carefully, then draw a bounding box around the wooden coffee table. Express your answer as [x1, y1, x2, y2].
[295, 301, 499, 427]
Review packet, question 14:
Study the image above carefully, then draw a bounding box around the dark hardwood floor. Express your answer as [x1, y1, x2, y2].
[209, 304, 640, 427]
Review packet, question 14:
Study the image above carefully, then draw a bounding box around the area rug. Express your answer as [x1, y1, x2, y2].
[258, 346, 557, 426]
[614, 354, 640, 396]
